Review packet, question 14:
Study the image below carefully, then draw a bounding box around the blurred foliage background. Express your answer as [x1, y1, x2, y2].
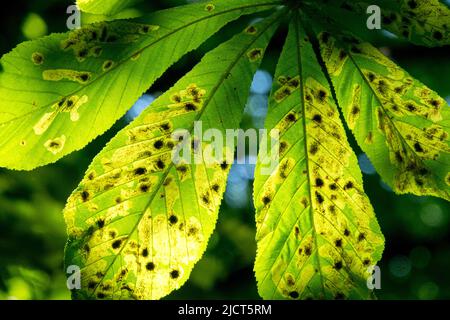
[0, 0, 449, 300]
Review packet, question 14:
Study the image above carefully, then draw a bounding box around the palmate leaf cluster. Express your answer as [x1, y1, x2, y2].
[0, 0, 448, 300]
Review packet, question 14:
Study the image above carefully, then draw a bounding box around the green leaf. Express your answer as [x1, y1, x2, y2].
[0, 0, 281, 170]
[253, 14, 384, 300]
[320, 0, 450, 47]
[64, 12, 282, 300]
[77, 0, 142, 16]
[316, 29, 450, 200]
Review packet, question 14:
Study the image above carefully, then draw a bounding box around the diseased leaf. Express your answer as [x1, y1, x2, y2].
[383, 0, 450, 46]
[253, 14, 384, 300]
[64, 12, 282, 300]
[0, 0, 281, 170]
[301, 0, 396, 43]
[316, 29, 450, 200]
[77, 0, 143, 16]
[321, 0, 450, 46]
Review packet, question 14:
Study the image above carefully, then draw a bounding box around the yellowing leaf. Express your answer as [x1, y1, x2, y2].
[64, 12, 282, 300]
[317, 30, 450, 200]
[253, 14, 384, 300]
[376, 0, 450, 46]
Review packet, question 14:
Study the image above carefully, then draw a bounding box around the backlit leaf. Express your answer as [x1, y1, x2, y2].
[253, 13, 384, 300]
[0, 0, 281, 170]
[316, 29, 450, 200]
[373, 0, 450, 46]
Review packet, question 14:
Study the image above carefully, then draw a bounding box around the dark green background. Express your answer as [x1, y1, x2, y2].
[0, 0, 449, 299]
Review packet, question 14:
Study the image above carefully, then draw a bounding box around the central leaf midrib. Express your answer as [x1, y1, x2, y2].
[294, 12, 326, 296]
